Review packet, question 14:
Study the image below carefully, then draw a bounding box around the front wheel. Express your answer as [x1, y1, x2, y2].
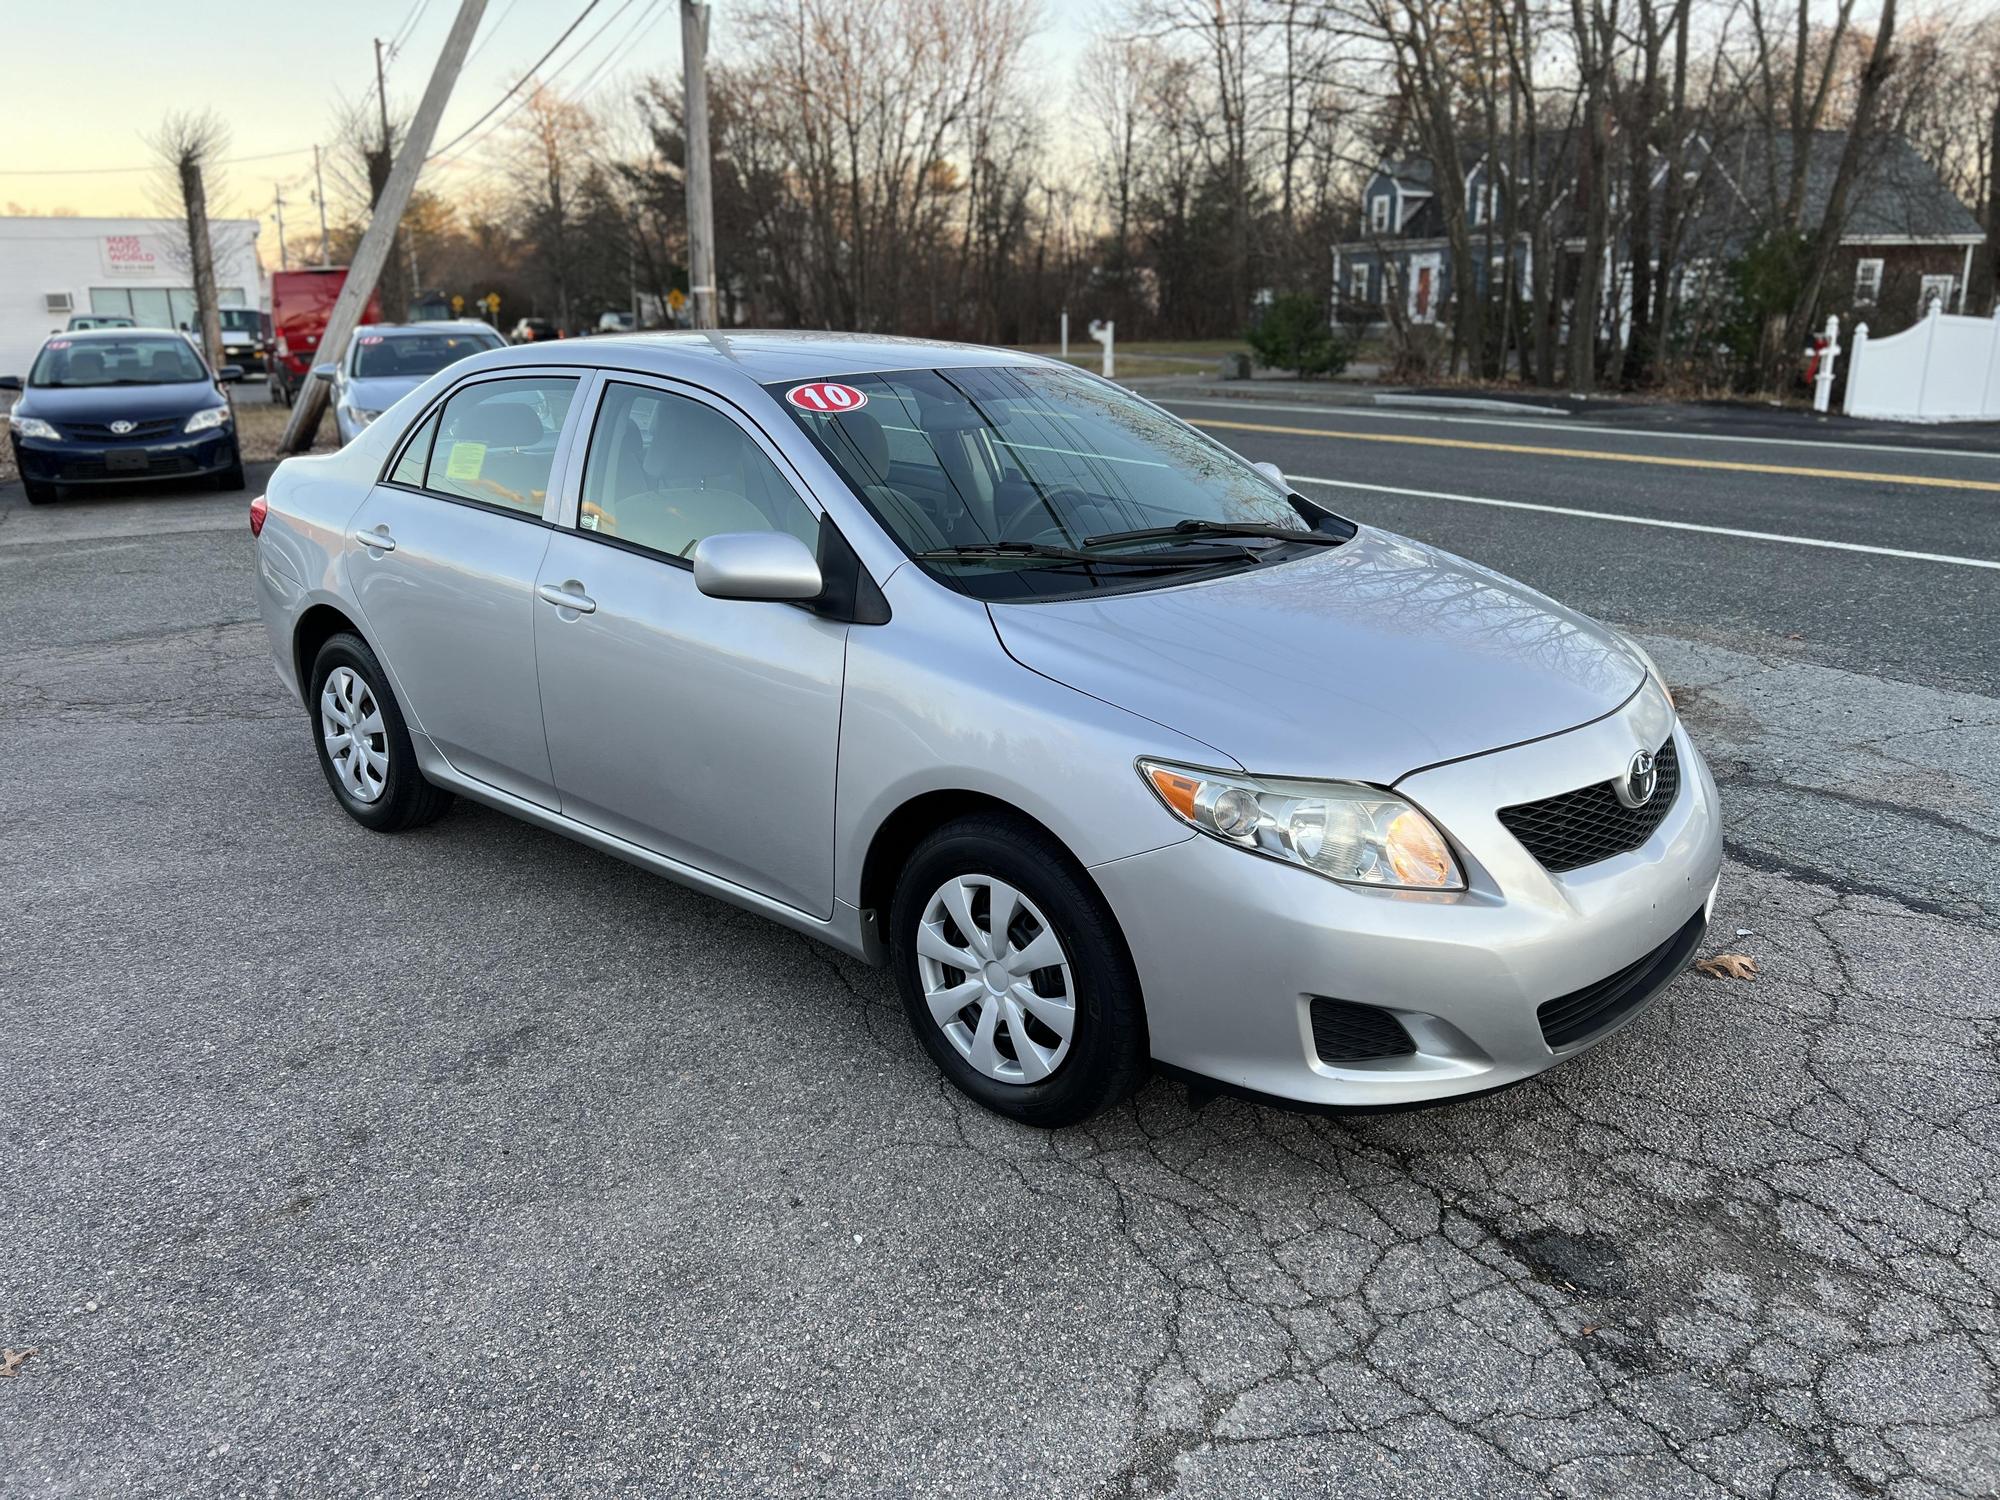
[308, 632, 454, 833]
[890, 815, 1147, 1127]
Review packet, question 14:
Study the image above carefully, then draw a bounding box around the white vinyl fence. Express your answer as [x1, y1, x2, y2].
[1844, 302, 2000, 423]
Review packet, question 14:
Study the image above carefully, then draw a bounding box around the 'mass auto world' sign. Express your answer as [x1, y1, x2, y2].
[100, 234, 162, 277]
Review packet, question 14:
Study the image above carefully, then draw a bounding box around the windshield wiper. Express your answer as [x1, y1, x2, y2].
[1082, 518, 1350, 549]
[916, 539, 1254, 569]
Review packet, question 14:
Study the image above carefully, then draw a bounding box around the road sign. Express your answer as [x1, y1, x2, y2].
[667, 288, 687, 314]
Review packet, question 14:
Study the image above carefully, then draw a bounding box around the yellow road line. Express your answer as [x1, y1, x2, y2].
[1192, 417, 2000, 494]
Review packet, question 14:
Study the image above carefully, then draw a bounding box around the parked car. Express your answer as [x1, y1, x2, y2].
[508, 317, 560, 344]
[65, 314, 137, 331]
[269, 267, 383, 406]
[313, 321, 508, 446]
[4, 328, 244, 503]
[251, 334, 1721, 1126]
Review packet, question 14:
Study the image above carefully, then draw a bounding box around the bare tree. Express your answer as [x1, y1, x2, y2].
[149, 111, 230, 369]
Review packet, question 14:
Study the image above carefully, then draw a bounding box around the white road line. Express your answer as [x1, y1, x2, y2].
[1290, 474, 2000, 572]
[1156, 395, 2000, 464]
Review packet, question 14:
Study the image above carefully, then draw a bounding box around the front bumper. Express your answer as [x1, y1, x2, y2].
[1093, 686, 1723, 1110]
[11, 428, 238, 486]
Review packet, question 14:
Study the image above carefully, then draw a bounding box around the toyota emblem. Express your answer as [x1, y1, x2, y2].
[1617, 748, 1659, 808]
[109, 420, 135, 435]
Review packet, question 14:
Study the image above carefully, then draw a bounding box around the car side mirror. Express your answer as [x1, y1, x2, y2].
[1252, 460, 1286, 489]
[0, 375, 20, 392]
[311, 363, 337, 382]
[218, 364, 244, 383]
[691, 531, 824, 602]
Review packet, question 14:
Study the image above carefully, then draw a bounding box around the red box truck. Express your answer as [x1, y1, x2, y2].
[268, 268, 383, 406]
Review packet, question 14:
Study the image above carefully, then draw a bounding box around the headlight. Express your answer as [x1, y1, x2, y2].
[1139, 760, 1464, 890]
[184, 406, 231, 434]
[342, 405, 381, 428]
[10, 414, 60, 441]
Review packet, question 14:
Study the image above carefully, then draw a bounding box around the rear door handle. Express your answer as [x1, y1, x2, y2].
[352, 526, 396, 552]
[537, 582, 597, 615]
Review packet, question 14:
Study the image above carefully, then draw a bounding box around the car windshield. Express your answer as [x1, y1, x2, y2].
[30, 335, 207, 387]
[353, 331, 502, 379]
[219, 310, 260, 333]
[769, 364, 1336, 599]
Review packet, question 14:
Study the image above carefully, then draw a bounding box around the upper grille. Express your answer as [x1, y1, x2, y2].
[1497, 738, 1680, 874]
[1538, 909, 1707, 1048]
[1309, 997, 1415, 1063]
[58, 417, 182, 441]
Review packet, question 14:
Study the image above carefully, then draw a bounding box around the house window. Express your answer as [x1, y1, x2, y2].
[1369, 194, 1391, 234]
[1853, 259, 1883, 304]
[1348, 262, 1370, 302]
[1919, 274, 1954, 312]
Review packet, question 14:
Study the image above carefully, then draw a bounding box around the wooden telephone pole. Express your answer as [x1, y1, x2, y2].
[681, 0, 717, 330]
[279, 0, 488, 454]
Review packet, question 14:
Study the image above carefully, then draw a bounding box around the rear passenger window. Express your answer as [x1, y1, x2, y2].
[423, 377, 577, 516]
[577, 383, 817, 559]
[391, 409, 439, 487]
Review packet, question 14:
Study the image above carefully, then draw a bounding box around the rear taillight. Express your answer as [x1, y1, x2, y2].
[249, 494, 268, 537]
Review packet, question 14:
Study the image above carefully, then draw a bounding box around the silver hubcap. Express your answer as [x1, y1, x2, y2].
[319, 666, 388, 804]
[916, 875, 1075, 1086]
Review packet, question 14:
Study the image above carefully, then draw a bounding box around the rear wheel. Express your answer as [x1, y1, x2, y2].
[890, 815, 1147, 1127]
[22, 477, 58, 505]
[308, 633, 454, 833]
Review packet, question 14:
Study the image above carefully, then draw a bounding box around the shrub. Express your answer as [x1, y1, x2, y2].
[1247, 294, 1353, 379]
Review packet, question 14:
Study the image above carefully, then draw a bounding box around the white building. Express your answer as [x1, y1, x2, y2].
[0, 215, 264, 377]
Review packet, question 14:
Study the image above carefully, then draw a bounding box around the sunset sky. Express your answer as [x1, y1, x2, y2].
[2, 0, 1095, 263]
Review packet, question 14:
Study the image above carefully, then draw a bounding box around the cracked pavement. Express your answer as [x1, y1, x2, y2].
[1, 476, 1996, 1498]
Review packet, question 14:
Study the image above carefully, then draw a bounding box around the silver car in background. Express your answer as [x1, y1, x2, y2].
[251, 334, 1722, 1126]
[314, 320, 506, 445]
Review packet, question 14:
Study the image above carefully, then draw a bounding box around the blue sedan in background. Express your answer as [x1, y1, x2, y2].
[3, 329, 245, 504]
[314, 321, 506, 446]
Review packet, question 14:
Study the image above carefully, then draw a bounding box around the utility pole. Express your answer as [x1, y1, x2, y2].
[273, 182, 290, 271]
[313, 144, 330, 266]
[375, 38, 393, 151]
[281, 0, 488, 453]
[681, 0, 717, 330]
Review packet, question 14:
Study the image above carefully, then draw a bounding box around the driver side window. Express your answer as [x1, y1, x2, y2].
[578, 383, 818, 560]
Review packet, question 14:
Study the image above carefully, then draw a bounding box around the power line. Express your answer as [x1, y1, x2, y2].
[426, 0, 606, 161]
[570, 0, 670, 103]
[426, 0, 646, 170]
[0, 145, 316, 178]
[463, 0, 523, 65]
[388, 0, 432, 55]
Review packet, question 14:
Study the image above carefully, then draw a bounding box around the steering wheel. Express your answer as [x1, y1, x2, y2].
[998, 484, 1108, 540]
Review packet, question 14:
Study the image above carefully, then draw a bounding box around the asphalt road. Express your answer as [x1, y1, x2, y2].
[2, 403, 1997, 1499]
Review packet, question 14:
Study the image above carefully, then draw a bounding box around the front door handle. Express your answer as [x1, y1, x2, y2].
[352, 526, 396, 552]
[537, 581, 597, 615]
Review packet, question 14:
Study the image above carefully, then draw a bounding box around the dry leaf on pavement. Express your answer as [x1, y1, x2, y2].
[0, 1348, 35, 1378]
[1695, 953, 1759, 981]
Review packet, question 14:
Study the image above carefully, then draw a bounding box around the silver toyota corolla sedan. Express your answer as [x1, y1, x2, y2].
[251, 333, 1722, 1126]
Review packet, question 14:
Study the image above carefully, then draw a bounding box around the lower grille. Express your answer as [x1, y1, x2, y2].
[1309, 997, 1415, 1063]
[1498, 738, 1681, 873]
[1537, 910, 1707, 1049]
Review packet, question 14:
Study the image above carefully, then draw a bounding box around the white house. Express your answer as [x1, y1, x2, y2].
[0, 215, 264, 377]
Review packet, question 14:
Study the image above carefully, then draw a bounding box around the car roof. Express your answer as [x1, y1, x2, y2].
[356, 320, 500, 338]
[50, 326, 189, 342]
[458, 330, 1060, 391]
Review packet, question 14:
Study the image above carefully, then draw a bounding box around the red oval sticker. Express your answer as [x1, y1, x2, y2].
[786, 381, 869, 414]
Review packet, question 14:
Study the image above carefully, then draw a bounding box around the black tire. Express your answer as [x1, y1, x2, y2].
[213, 454, 246, 491]
[890, 814, 1148, 1127]
[307, 632, 454, 833]
[22, 477, 58, 505]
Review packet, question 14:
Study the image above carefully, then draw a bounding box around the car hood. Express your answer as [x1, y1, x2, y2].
[987, 526, 1647, 784]
[344, 375, 427, 413]
[19, 380, 217, 420]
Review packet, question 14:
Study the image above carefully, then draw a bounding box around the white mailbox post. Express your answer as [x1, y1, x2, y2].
[1089, 318, 1114, 379]
[1811, 314, 1841, 414]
